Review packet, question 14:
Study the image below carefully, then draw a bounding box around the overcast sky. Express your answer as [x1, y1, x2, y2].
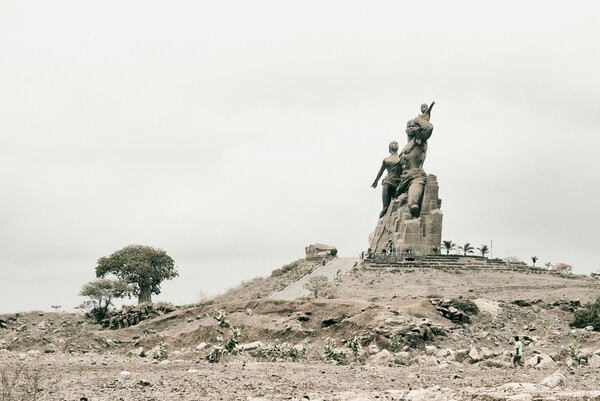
[1, 1, 599, 313]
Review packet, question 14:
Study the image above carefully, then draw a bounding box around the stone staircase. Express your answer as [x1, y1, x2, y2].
[269, 257, 360, 301]
[364, 254, 524, 270]
[268, 255, 540, 301]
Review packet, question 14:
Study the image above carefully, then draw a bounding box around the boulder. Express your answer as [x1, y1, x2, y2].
[482, 358, 513, 369]
[240, 341, 263, 351]
[474, 330, 489, 339]
[588, 354, 600, 368]
[393, 351, 412, 365]
[128, 347, 146, 357]
[424, 345, 437, 355]
[540, 370, 566, 388]
[524, 355, 541, 368]
[433, 348, 451, 359]
[479, 347, 496, 360]
[368, 344, 380, 355]
[468, 347, 480, 362]
[369, 349, 393, 365]
[420, 355, 438, 367]
[448, 349, 469, 363]
[506, 395, 532, 401]
[26, 350, 40, 357]
[535, 354, 555, 369]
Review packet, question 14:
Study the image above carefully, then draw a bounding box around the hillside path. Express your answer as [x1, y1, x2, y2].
[269, 257, 360, 300]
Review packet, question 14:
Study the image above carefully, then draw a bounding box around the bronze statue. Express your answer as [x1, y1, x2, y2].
[372, 102, 435, 219]
[418, 101, 435, 122]
[397, 115, 433, 217]
[371, 141, 402, 218]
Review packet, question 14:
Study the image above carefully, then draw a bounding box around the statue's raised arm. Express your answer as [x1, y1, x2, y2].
[427, 101, 435, 116]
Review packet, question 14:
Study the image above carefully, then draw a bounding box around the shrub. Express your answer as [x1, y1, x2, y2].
[0, 363, 48, 401]
[212, 310, 230, 328]
[206, 311, 242, 363]
[206, 328, 242, 363]
[570, 297, 600, 331]
[271, 261, 300, 277]
[451, 299, 479, 315]
[304, 275, 329, 299]
[341, 335, 362, 357]
[389, 334, 403, 352]
[323, 338, 347, 365]
[259, 342, 305, 362]
[152, 342, 168, 361]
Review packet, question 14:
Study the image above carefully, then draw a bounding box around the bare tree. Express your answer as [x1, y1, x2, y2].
[303, 275, 329, 299]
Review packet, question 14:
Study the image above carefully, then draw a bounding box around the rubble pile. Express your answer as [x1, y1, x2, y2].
[101, 304, 176, 330]
[430, 298, 473, 323]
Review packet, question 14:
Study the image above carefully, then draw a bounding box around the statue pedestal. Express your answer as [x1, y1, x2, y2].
[369, 174, 443, 256]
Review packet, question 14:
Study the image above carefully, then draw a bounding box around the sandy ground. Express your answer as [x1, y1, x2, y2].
[3, 352, 600, 401]
[2, 265, 600, 400]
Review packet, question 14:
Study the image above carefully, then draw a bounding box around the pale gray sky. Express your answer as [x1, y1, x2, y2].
[1, 1, 599, 313]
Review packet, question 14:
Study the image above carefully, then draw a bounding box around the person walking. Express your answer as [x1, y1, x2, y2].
[513, 336, 523, 368]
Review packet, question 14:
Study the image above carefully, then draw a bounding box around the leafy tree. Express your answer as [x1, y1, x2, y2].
[303, 275, 329, 299]
[531, 256, 538, 267]
[458, 243, 474, 256]
[95, 245, 178, 304]
[79, 278, 131, 322]
[554, 262, 573, 273]
[477, 244, 489, 257]
[442, 240, 456, 255]
[503, 256, 525, 265]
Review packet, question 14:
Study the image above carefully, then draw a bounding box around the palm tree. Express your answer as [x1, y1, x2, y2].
[442, 240, 456, 255]
[477, 244, 489, 257]
[458, 242, 474, 256]
[431, 246, 440, 254]
[531, 256, 538, 267]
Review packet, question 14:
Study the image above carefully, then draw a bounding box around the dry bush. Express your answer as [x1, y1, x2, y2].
[451, 298, 480, 315]
[570, 297, 600, 331]
[554, 262, 573, 273]
[271, 261, 300, 277]
[304, 275, 329, 299]
[0, 362, 49, 401]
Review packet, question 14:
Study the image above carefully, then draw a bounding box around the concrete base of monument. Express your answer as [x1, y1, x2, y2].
[369, 174, 443, 256]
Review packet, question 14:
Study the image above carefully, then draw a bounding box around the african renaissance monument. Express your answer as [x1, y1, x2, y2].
[369, 102, 443, 256]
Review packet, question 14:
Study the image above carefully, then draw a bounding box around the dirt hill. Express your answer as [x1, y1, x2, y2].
[2, 258, 600, 400]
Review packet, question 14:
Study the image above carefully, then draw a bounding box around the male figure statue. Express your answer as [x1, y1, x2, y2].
[395, 103, 434, 218]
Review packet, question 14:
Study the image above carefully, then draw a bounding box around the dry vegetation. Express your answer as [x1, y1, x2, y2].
[2, 260, 600, 400]
[212, 257, 331, 302]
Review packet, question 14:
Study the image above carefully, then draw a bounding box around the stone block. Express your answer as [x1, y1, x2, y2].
[369, 174, 443, 255]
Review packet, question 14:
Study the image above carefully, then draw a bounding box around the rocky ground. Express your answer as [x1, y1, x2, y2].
[1, 261, 600, 400]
